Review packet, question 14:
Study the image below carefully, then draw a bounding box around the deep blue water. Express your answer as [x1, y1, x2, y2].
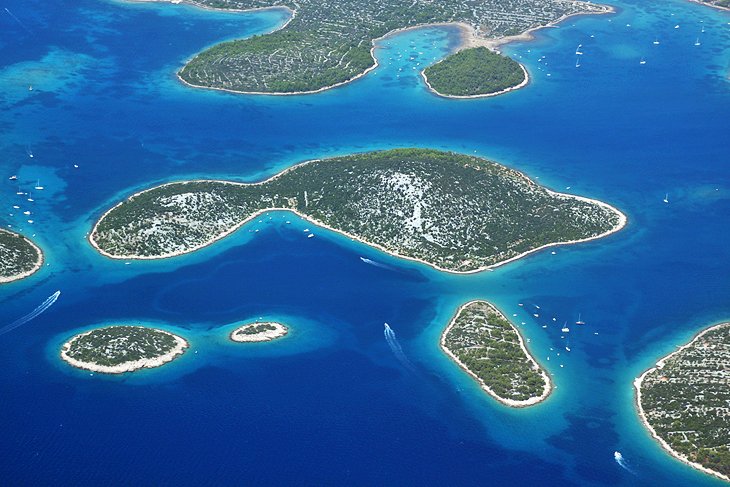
[1, 0, 729, 485]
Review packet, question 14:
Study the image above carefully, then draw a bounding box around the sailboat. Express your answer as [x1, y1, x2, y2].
[575, 57, 581, 68]
[653, 38, 660, 45]
[576, 314, 585, 325]
[27, 192, 34, 202]
[34, 179, 44, 190]
[663, 193, 669, 204]
[561, 322, 570, 333]
[639, 57, 647, 65]
[694, 38, 701, 46]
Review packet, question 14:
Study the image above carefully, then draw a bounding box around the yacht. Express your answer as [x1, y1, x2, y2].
[561, 322, 570, 333]
[8, 175, 17, 181]
[663, 193, 669, 204]
[640, 57, 647, 65]
[34, 180, 44, 190]
[694, 38, 701, 46]
[576, 314, 585, 325]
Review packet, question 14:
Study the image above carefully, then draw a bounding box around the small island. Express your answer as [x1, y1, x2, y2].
[635, 322, 730, 482]
[90, 148, 625, 273]
[441, 300, 551, 407]
[141, 0, 611, 95]
[422, 47, 527, 98]
[230, 321, 288, 342]
[60, 325, 188, 374]
[690, 0, 729, 10]
[0, 228, 43, 284]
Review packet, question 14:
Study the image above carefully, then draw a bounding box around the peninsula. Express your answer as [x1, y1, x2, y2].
[422, 47, 527, 98]
[690, 0, 730, 10]
[144, 0, 611, 95]
[230, 321, 288, 342]
[0, 229, 43, 284]
[89, 149, 625, 273]
[441, 300, 551, 407]
[635, 322, 730, 482]
[60, 325, 188, 374]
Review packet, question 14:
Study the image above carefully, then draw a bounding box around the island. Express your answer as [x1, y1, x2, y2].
[422, 47, 527, 98]
[90, 149, 626, 273]
[441, 300, 551, 407]
[690, 0, 729, 10]
[635, 322, 730, 482]
[60, 325, 189, 374]
[0, 228, 43, 284]
[143, 0, 611, 95]
[230, 321, 288, 342]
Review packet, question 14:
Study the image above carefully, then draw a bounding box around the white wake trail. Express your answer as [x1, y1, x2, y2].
[384, 323, 415, 371]
[0, 290, 61, 336]
[614, 451, 636, 475]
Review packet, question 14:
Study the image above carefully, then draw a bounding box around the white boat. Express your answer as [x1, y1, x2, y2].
[653, 39, 660, 45]
[565, 346, 571, 352]
[8, 175, 17, 181]
[27, 192, 34, 202]
[640, 57, 646, 65]
[307, 233, 314, 238]
[561, 322, 570, 333]
[34, 180, 44, 190]
[576, 314, 585, 325]
[694, 38, 701, 46]
[575, 58, 581, 68]
[663, 193, 669, 204]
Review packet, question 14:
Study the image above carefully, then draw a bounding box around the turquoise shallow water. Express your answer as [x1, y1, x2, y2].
[1, 0, 729, 485]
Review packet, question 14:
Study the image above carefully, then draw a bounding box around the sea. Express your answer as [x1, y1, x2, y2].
[1, 0, 729, 485]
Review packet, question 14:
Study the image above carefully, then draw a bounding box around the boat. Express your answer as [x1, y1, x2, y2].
[34, 180, 44, 190]
[565, 346, 571, 352]
[653, 39, 660, 45]
[27, 192, 34, 202]
[576, 314, 585, 325]
[561, 322, 570, 333]
[575, 58, 581, 68]
[694, 38, 701, 46]
[663, 193, 669, 204]
[639, 57, 646, 65]
[307, 233, 315, 238]
[8, 175, 17, 181]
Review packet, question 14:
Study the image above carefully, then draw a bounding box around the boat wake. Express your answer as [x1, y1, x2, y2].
[614, 451, 636, 475]
[0, 291, 61, 337]
[384, 323, 415, 371]
[360, 257, 395, 271]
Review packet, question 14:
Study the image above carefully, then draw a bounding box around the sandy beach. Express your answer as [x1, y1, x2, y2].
[229, 322, 288, 342]
[89, 153, 627, 274]
[633, 322, 730, 483]
[0, 232, 44, 284]
[60, 328, 189, 374]
[440, 300, 552, 408]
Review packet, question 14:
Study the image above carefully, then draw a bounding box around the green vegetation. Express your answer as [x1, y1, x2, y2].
[62, 326, 185, 368]
[442, 300, 549, 404]
[423, 47, 525, 97]
[638, 323, 730, 479]
[0, 229, 42, 282]
[168, 0, 608, 94]
[91, 148, 624, 272]
[239, 323, 277, 334]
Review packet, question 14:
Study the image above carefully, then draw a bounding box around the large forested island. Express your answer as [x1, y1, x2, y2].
[90, 149, 625, 273]
[0, 229, 43, 284]
[441, 300, 551, 406]
[422, 47, 527, 98]
[61, 325, 189, 374]
[146, 0, 610, 94]
[635, 323, 730, 482]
